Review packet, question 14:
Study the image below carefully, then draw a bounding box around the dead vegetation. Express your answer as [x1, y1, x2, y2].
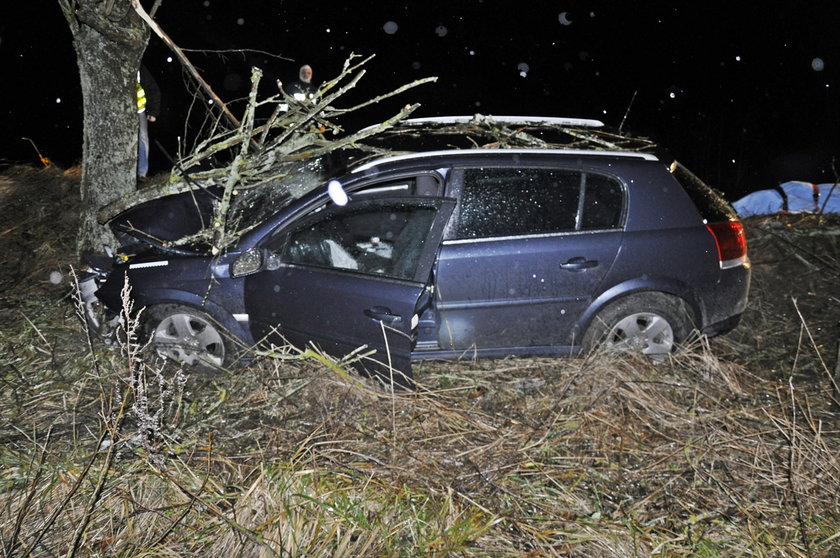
[713, 214, 840, 392]
[2, 166, 840, 556]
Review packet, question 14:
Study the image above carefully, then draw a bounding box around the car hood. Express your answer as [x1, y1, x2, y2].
[108, 187, 222, 256]
[107, 159, 331, 256]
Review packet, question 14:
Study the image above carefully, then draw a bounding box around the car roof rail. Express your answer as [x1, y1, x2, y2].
[351, 148, 659, 173]
[399, 115, 606, 128]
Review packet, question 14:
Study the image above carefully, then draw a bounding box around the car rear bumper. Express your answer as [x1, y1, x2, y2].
[699, 263, 751, 336]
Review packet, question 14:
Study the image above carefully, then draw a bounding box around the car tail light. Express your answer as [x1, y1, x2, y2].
[706, 221, 747, 269]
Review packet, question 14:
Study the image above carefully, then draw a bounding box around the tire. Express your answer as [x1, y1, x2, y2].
[582, 293, 694, 357]
[143, 305, 233, 369]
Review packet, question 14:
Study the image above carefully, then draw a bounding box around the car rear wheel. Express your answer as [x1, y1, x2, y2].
[582, 293, 694, 357]
[144, 305, 232, 369]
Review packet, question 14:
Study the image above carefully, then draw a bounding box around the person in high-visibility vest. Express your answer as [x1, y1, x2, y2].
[137, 65, 161, 180]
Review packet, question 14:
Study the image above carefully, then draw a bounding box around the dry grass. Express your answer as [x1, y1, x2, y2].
[3, 297, 839, 556]
[2, 166, 840, 556]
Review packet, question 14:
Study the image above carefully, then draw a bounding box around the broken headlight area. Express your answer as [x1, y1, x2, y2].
[77, 255, 121, 341]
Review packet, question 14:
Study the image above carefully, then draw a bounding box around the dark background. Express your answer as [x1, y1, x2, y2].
[3, 1, 839, 199]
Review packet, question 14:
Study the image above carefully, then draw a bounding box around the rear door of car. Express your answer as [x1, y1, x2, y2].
[433, 165, 625, 353]
[244, 179, 454, 384]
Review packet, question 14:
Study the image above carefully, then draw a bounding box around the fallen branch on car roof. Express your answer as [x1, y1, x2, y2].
[97, 53, 436, 227]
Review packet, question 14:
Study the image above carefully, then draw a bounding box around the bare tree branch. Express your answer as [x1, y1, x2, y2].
[210, 67, 262, 253]
[97, 54, 436, 228]
[149, 0, 163, 18]
[130, 0, 241, 131]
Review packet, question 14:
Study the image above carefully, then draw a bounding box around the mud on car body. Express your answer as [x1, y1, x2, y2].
[81, 116, 750, 386]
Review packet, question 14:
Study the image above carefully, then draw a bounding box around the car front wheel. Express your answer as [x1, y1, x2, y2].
[582, 293, 694, 357]
[144, 305, 232, 369]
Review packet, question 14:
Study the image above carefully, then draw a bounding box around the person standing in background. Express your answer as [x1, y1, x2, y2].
[290, 64, 316, 100]
[137, 64, 161, 180]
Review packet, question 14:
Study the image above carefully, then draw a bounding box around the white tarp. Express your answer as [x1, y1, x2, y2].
[733, 181, 840, 217]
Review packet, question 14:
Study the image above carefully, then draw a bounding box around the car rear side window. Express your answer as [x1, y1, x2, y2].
[580, 172, 623, 230]
[455, 167, 623, 239]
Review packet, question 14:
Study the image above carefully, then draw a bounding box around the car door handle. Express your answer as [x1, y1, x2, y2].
[560, 257, 598, 271]
[364, 306, 403, 325]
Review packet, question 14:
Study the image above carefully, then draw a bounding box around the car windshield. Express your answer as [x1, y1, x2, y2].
[225, 158, 327, 233]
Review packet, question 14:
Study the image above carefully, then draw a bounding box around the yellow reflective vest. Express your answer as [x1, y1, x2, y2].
[137, 72, 147, 113]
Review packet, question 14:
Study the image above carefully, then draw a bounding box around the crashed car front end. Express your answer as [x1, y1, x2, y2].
[78, 159, 334, 360]
[99, 252, 253, 339]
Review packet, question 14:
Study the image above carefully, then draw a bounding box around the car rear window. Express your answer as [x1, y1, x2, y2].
[669, 161, 737, 222]
[455, 167, 623, 239]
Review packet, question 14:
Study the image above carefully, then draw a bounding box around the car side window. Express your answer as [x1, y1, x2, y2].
[580, 172, 623, 230]
[275, 199, 439, 281]
[455, 167, 623, 239]
[456, 168, 580, 238]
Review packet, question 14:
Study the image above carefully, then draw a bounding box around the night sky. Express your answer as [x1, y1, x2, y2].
[3, 1, 839, 199]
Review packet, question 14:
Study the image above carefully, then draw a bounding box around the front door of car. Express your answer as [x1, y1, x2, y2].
[244, 195, 454, 386]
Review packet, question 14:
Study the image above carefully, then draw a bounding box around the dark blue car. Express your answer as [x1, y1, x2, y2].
[83, 116, 750, 386]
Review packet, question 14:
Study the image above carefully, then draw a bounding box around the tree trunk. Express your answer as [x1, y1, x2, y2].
[59, 0, 149, 260]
